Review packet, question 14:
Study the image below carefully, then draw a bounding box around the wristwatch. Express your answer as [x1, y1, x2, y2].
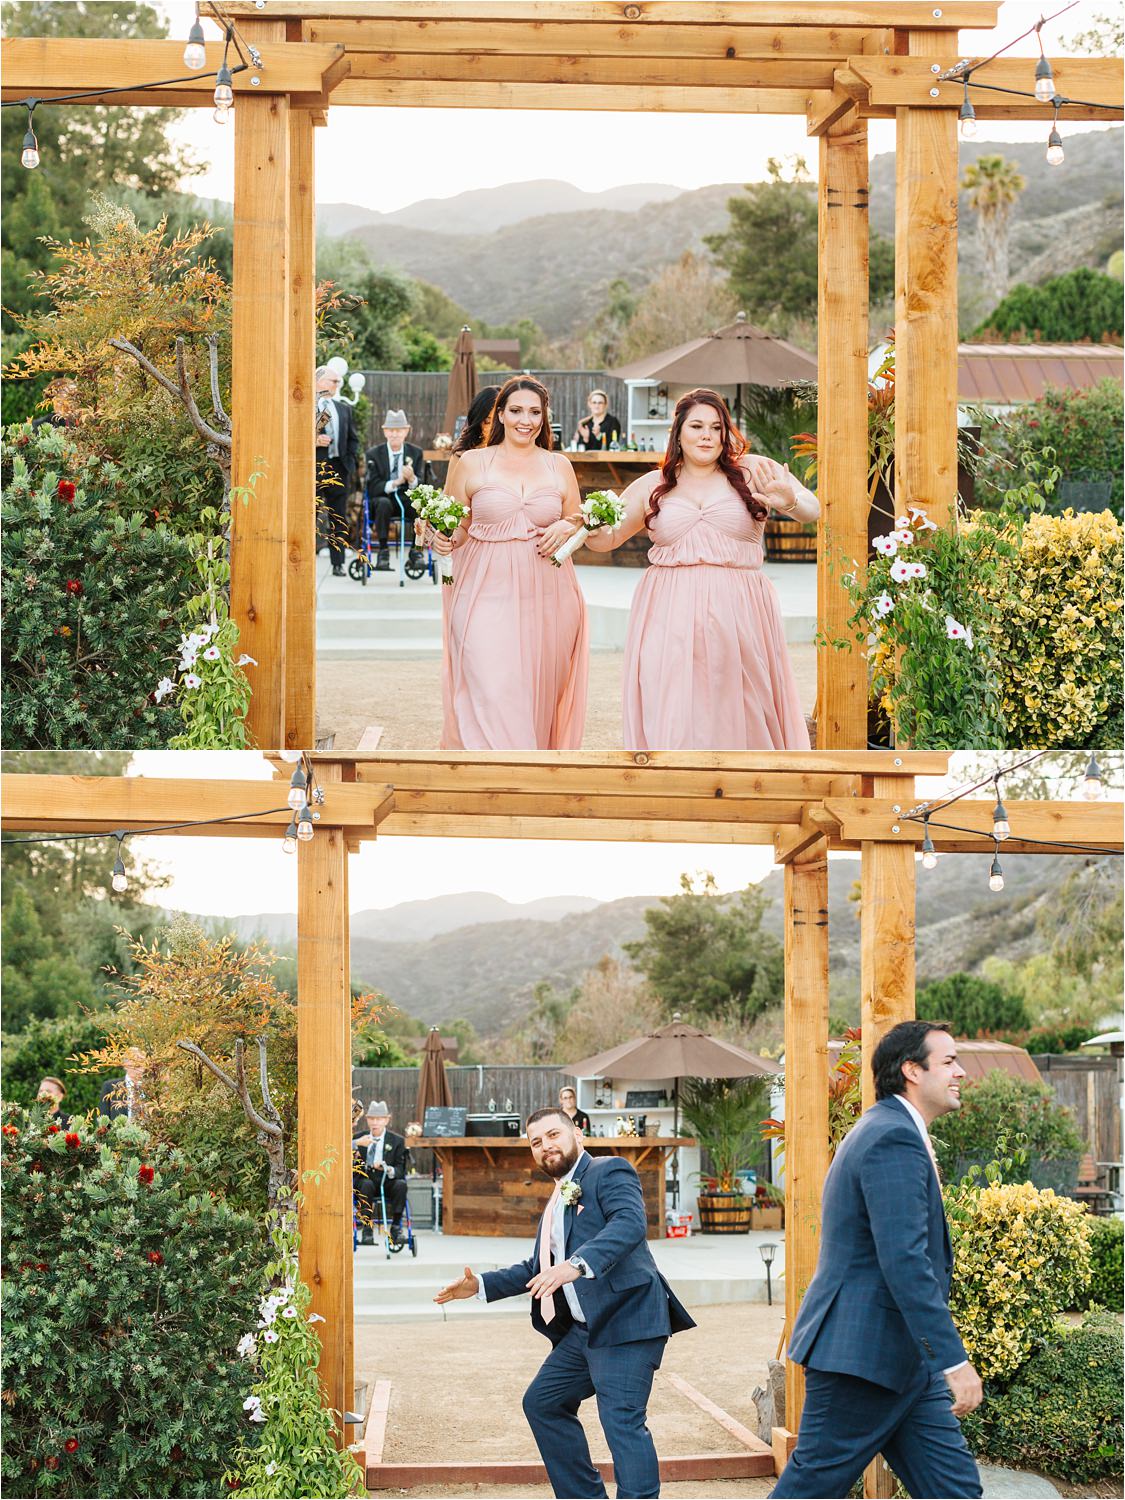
[568, 1255, 591, 1277]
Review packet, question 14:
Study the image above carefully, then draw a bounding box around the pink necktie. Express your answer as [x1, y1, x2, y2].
[537, 1183, 562, 1324]
[923, 1131, 941, 1183]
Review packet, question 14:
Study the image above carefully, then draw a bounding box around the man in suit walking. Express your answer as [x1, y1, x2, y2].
[436, 1106, 695, 1499]
[353, 1101, 409, 1245]
[364, 408, 433, 571]
[772, 1020, 983, 1499]
[315, 364, 360, 577]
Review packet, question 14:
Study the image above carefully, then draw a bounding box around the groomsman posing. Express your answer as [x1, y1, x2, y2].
[436, 1107, 695, 1499]
[364, 408, 433, 571]
[771, 1020, 983, 1499]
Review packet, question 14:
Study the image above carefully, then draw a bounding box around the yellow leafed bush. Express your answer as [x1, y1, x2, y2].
[984, 509, 1123, 746]
[946, 1180, 1092, 1380]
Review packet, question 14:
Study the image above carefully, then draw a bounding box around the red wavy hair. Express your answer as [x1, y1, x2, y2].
[649, 388, 766, 522]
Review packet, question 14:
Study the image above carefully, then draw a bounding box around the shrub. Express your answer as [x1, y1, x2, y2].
[979, 379, 1124, 519]
[0, 1011, 114, 1116]
[945, 1179, 1092, 1379]
[1, 421, 194, 748]
[1079, 1216, 1124, 1310]
[961, 1312, 1123, 1483]
[0, 1103, 264, 1498]
[930, 1071, 1086, 1181]
[985, 507, 1124, 748]
[974, 268, 1125, 345]
[916, 972, 1029, 1037]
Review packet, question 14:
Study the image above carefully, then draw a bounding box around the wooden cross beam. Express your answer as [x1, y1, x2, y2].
[818, 797, 1125, 854]
[847, 54, 1124, 117]
[215, 2, 999, 28]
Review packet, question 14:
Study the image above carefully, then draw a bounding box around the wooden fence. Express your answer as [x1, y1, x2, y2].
[1033, 1054, 1121, 1167]
[356, 370, 629, 450]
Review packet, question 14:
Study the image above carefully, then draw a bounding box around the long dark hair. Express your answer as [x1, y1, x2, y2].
[452, 386, 500, 456]
[649, 388, 765, 521]
[485, 376, 553, 450]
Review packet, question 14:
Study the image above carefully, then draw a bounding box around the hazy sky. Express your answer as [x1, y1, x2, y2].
[158, 0, 1118, 212]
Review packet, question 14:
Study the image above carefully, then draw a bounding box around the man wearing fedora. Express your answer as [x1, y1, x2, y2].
[364, 408, 434, 572]
[353, 1100, 410, 1244]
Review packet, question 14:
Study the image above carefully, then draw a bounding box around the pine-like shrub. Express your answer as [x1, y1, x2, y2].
[945, 1179, 1092, 1380]
[1, 422, 194, 748]
[0, 1011, 114, 1116]
[1078, 1215, 1124, 1311]
[0, 1103, 264, 1498]
[961, 1312, 1123, 1483]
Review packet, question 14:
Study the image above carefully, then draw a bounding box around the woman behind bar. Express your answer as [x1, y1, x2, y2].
[431, 375, 588, 749]
[578, 388, 817, 750]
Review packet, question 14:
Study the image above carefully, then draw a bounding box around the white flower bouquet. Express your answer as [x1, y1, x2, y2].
[409, 483, 468, 585]
[552, 489, 626, 567]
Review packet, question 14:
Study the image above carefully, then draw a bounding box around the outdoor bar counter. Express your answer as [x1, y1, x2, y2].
[419, 1136, 690, 1240]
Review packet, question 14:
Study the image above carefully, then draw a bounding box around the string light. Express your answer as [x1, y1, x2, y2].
[183, 7, 208, 70]
[296, 807, 315, 843]
[1046, 107, 1065, 165]
[111, 833, 128, 893]
[278, 750, 303, 763]
[921, 815, 938, 870]
[992, 780, 1010, 841]
[1082, 754, 1104, 801]
[989, 844, 1005, 892]
[959, 79, 977, 139]
[1034, 53, 1056, 105]
[287, 765, 308, 810]
[282, 818, 299, 855]
[20, 102, 39, 169]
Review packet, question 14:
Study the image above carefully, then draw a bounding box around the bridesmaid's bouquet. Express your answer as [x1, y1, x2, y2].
[551, 489, 626, 567]
[409, 484, 468, 585]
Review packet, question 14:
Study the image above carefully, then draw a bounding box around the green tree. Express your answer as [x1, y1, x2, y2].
[0, 886, 97, 1032]
[706, 157, 895, 336]
[961, 155, 1026, 307]
[625, 873, 783, 1025]
[916, 971, 1030, 1037]
[974, 268, 1124, 344]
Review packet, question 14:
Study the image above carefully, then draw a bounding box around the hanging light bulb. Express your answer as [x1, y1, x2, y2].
[921, 819, 938, 871]
[21, 106, 39, 169]
[1046, 125, 1065, 166]
[992, 785, 1010, 842]
[279, 750, 303, 763]
[958, 80, 977, 140]
[296, 807, 315, 842]
[1034, 53, 1056, 104]
[111, 835, 128, 893]
[213, 105, 231, 125]
[287, 765, 308, 810]
[214, 60, 235, 110]
[1081, 754, 1103, 801]
[183, 15, 207, 70]
[282, 818, 299, 855]
[989, 850, 1005, 893]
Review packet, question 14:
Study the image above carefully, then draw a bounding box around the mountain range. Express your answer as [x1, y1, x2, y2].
[323, 127, 1122, 336]
[198, 852, 1077, 1038]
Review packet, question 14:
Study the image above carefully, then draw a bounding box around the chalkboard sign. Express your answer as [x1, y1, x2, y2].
[423, 1106, 467, 1137]
[625, 1090, 666, 1108]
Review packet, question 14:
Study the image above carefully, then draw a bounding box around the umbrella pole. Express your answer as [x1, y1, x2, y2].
[672, 1078, 680, 1210]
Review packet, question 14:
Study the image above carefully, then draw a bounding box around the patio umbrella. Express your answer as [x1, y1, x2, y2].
[443, 325, 478, 438]
[414, 1026, 453, 1127]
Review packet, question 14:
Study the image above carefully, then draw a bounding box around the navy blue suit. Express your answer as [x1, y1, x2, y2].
[481, 1151, 695, 1498]
[772, 1097, 981, 1498]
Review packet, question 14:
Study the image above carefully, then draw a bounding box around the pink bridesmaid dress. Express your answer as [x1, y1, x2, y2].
[441, 464, 588, 750]
[623, 481, 810, 750]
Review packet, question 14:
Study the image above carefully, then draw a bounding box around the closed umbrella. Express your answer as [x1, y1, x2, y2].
[443, 325, 478, 439]
[414, 1026, 453, 1127]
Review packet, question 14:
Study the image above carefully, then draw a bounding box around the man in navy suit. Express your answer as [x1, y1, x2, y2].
[435, 1106, 695, 1498]
[772, 1020, 984, 1499]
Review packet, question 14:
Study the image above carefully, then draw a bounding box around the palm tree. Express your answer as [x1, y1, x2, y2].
[962, 155, 1027, 309]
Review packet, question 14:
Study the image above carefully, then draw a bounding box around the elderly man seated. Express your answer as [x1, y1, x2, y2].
[352, 1100, 410, 1245]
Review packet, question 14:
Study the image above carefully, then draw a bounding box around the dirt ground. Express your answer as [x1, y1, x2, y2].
[357, 1302, 784, 1498]
[316, 647, 817, 751]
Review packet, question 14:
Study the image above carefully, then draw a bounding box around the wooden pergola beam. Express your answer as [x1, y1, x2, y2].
[217, 3, 999, 27]
[849, 54, 1124, 115]
[323, 750, 949, 775]
[330, 79, 818, 110]
[377, 815, 789, 844]
[821, 797, 1125, 852]
[342, 52, 841, 87]
[0, 37, 345, 101]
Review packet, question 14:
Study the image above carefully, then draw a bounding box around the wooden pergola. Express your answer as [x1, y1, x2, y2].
[4, 752, 1122, 1482]
[3, 4, 1121, 750]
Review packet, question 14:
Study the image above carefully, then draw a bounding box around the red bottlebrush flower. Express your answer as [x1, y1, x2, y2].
[29, 1161, 44, 1173]
[227, 1480, 242, 1490]
[138, 1164, 155, 1185]
[45, 1456, 59, 1472]
[47, 1124, 61, 1134]
[65, 578, 83, 596]
[65, 1132, 80, 1148]
[147, 1250, 164, 1265]
[37, 1263, 49, 1272]
[57, 479, 76, 503]
[64, 1439, 79, 1454]
[2, 1124, 18, 1137]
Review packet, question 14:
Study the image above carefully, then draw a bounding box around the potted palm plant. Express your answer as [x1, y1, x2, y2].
[680, 1077, 772, 1235]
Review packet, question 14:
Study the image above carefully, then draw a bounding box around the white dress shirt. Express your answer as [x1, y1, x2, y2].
[891, 1095, 968, 1375]
[477, 1150, 594, 1319]
[384, 443, 405, 495]
[367, 1132, 386, 1168]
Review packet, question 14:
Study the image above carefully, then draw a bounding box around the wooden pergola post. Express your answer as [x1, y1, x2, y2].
[231, 17, 291, 749]
[782, 842, 831, 1432]
[816, 109, 871, 749]
[296, 784, 353, 1434]
[285, 107, 318, 752]
[893, 31, 960, 527]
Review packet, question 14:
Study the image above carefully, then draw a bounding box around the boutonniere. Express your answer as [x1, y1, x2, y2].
[560, 1180, 582, 1209]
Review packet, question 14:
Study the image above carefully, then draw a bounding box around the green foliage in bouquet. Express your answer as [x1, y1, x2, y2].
[226, 1208, 365, 1499]
[1, 422, 194, 748]
[960, 1312, 1123, 1483]
[0, 1104, 263, 1498]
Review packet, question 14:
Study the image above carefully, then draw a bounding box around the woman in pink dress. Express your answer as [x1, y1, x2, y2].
[577, 388, 818, 750]
[429, 376, 588, 749]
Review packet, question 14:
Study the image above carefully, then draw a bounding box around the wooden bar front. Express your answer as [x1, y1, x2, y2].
[421, 1137, 688, 1240]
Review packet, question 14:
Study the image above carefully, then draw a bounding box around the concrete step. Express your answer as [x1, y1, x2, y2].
[317, 636, 442, 660]
[317, 609, 443, 639]
[316, 587, 442, 614]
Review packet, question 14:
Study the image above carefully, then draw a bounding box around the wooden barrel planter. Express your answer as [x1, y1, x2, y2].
[697, 1191, 753, 1234]
[763, 516, 817, 562]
